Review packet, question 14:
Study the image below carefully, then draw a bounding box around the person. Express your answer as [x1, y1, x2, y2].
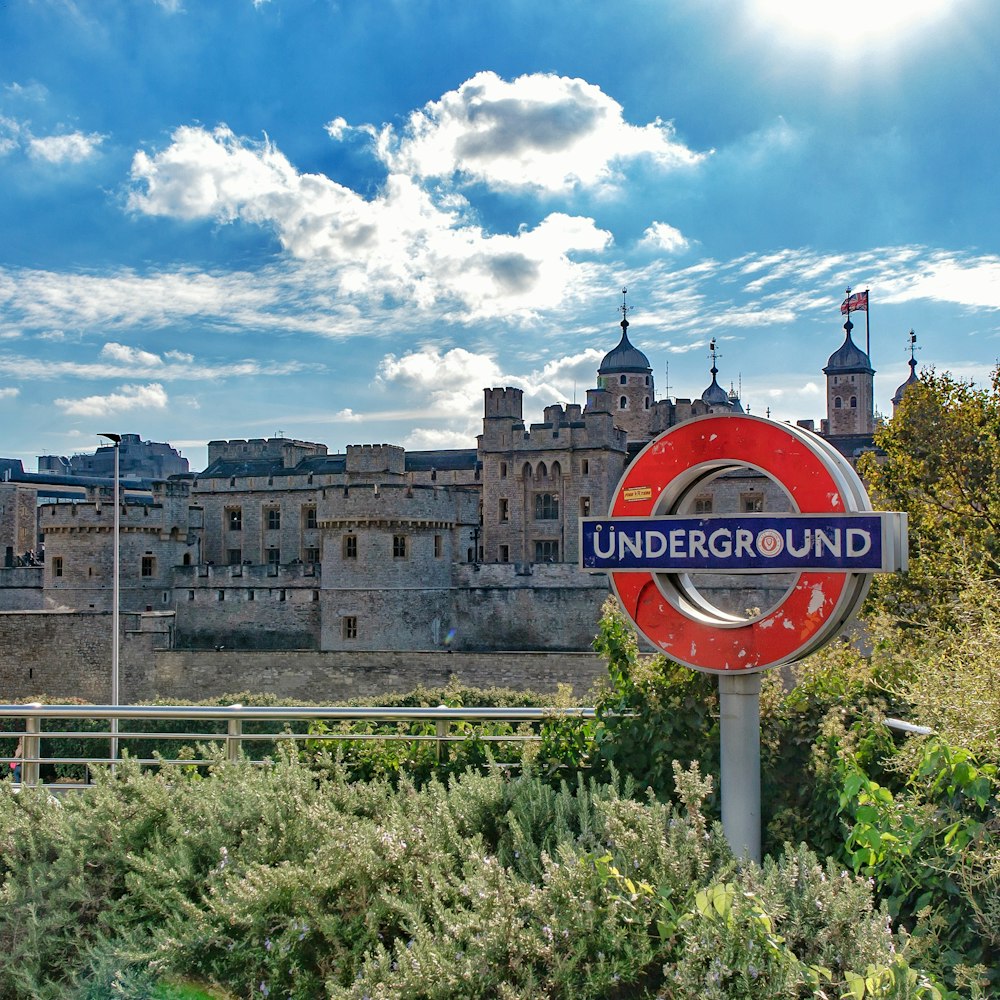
[9, 737, 22, 783]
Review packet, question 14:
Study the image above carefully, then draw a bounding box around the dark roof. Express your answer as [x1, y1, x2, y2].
[404, 450, 479, 472]
[824, 322, 874, 374]
[199, 458, 288, 478]
[701, 373, 731, 407]
[825, 433, 879, 459]
[0, 458, 25, 478]
[598, 324, 651, 374]
[893, 360, 919, 406]
[196, 448, 480, 480]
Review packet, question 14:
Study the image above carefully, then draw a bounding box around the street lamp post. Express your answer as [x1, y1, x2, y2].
[98, 433, 121, 762]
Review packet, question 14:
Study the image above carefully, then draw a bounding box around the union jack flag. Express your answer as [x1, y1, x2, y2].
[840, 289, 869, 314]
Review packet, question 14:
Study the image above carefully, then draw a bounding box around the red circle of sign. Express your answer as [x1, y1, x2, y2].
[609, 416, 849, 672]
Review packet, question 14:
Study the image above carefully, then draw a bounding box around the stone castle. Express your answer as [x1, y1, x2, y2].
[1, 304, 911, 665]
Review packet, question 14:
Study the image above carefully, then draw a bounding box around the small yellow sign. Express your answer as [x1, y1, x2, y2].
[623, 486, 653, 502]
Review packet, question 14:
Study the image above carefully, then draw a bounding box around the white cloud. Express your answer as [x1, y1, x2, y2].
[333, 408, 363, 422]
[403, 427, 479, 451]
[381, 71, 707, 194]
[0, 347, 306, 383]
[377, 346, 504, 417]
[880, 255, 1000, 310]
[55, 382, 169, 417]
[640, 222, 690, 253]
[101, 342, 164, 366]
[28, 131, 105, 164]
[128, 124, 612, 317]
[0, 387, 19, 400]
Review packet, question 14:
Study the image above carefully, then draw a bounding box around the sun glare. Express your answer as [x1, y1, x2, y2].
[752, 0, 954, 50]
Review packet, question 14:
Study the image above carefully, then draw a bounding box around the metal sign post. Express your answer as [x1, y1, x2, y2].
[580, 415, 907, 862]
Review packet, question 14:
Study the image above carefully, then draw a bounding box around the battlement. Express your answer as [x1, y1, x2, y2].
[206, 437, 328, 469]
[345, 443, 406, 475]
[484, 387, 524, 419]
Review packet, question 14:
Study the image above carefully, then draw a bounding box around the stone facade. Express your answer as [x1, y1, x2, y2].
[0, 310, 878, 682]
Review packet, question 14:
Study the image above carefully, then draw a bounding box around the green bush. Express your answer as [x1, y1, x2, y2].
[0, 753, 931, 1000]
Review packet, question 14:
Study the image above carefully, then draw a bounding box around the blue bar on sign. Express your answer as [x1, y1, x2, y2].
[580, 514, 885, 573]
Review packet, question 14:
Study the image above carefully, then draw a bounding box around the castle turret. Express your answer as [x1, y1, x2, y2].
[596, 289, 654, 442]
[823, 315, 875, 437]
[892, 330, 920, 416]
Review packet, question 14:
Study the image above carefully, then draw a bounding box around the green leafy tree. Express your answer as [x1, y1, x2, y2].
[859, 365, 1000, 617]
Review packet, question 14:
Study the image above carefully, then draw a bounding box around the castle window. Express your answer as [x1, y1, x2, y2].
[266, 508, 281, 530]
[141, 556, 155, 578]
[343, 535, 357, 559]
[499, 544, 510, 563]
[741, 494, 764, 513]
[266, 547, 280, 565]
[227, 507, 242, 531]
[217, 590, 225, 601]
[619, 396, 627, 410]
[183, 553, 192, 566]
[434, 535, 442, 558]
[619, 374, 627, 385]
[342, 616, 357, 640]
[850, 396, 858, 408]
[227, 549, 242, 566]
[534, 540, 559, 562]
[580, 496, 591, 517]
[534, 493, 559, 520]
[499, 498, 509, 522]
[581, 459, 589, 475]
[53, 556, 63, 578]
[645, 375, 650, 385]
[312, 590, 319, 602]
[834, 397, 843, 409]
[303, 506, 317, 529]
[279, 589, 286, 602]
[393, 534, 407, 559]
[500, 462, 508, 478]
[694, 497, 713, 515]
[248, 590, 255, 601]
[645, 396, 650, 409]
[304, 547, 320, 564]
[187, 590, 195, 601]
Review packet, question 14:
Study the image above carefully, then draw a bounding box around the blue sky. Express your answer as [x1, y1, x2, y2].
[2, 0, 999, 472]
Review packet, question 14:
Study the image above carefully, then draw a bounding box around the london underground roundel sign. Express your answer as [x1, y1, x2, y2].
[579, 415, 907, 673]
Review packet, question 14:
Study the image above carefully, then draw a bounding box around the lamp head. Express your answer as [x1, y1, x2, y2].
[98, 433, 122, 444]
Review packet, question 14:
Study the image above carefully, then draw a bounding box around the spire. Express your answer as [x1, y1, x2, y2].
[701, 337, 731, 407]
[598, 286, 651, 375]
[892, 329, 920, 410]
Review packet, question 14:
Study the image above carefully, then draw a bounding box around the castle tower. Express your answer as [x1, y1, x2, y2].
[892, 330, 920, 417]
[596, 289, 654, 442]
[823, 315, 875, 438]
[700, 339, 740, 414]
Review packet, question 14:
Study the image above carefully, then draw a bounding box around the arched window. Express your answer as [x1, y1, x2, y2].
[550, 461, 561, 479]
[619, 374, 627, 385]
[834, 397, 843, 409]
[522, 462, 533, 480]
[619, 396, 627, 410]
[645, 375, 650, 385]
[850, 396, 858, 408]
[644, 396, 650, 409]
[536, 461, 548, 479]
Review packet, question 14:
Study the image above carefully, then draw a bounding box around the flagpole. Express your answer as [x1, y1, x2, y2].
[865, 287, 871, 358]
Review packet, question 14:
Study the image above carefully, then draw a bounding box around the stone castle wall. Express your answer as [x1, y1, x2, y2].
[0, 608, 606, 704]
[0, 610, 158, 703]
[152, 648, 606, 701]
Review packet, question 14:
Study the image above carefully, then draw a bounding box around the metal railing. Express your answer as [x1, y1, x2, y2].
[0, 703, 597, 788]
